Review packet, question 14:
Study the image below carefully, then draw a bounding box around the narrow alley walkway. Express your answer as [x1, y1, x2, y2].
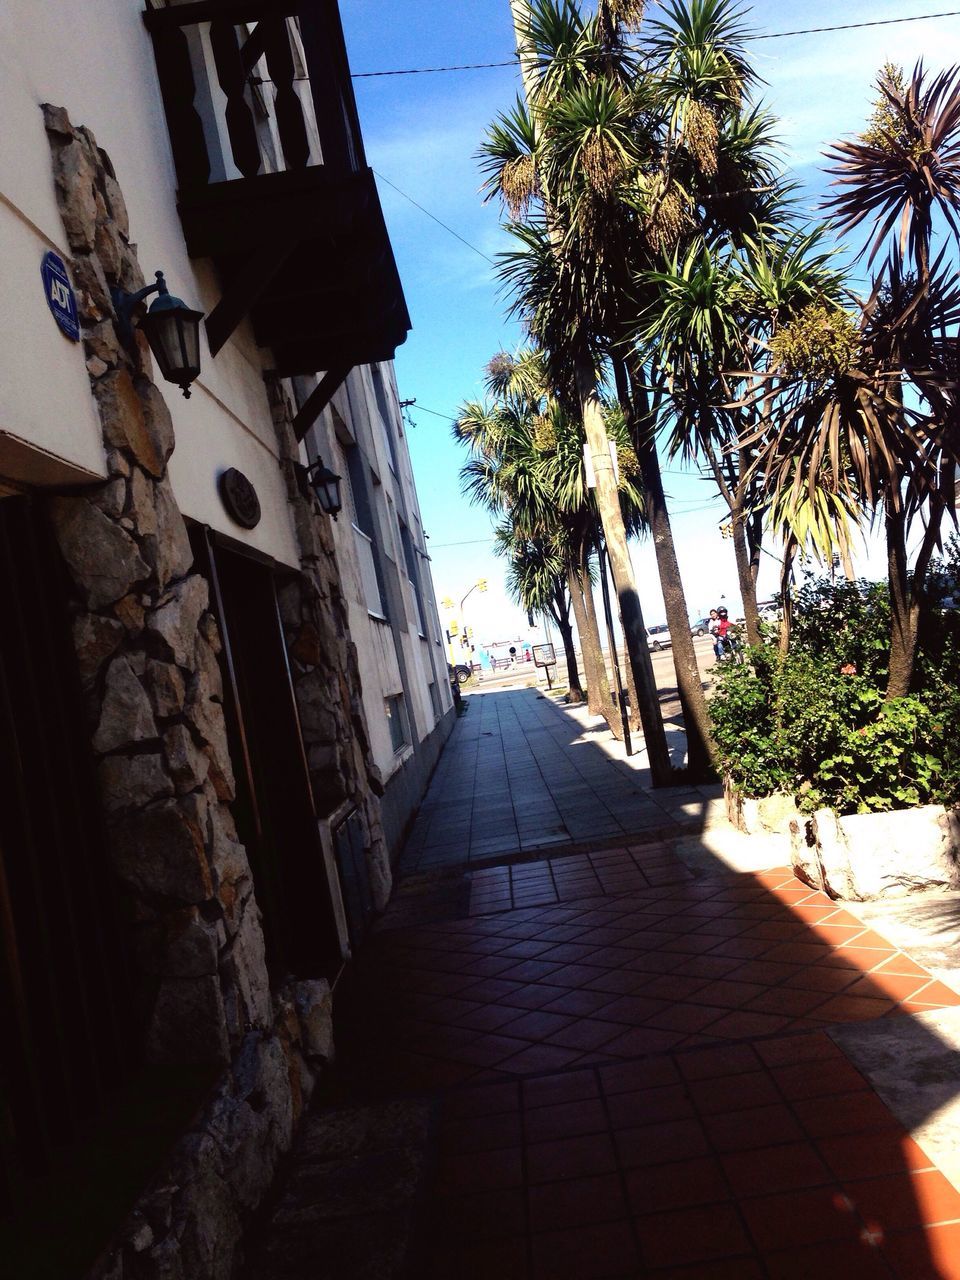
[247, 689, 960, 1279]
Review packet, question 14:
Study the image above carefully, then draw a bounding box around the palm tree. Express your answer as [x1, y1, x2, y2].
[494, 524, 585, 697]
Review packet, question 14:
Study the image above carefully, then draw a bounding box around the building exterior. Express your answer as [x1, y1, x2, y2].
[302, 365, 455, 863]
[0, 2, 450, 1276]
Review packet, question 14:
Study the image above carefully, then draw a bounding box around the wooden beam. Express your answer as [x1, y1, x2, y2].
[144, 2, 298, 32]
[291, 366, 351, 441]
[205, 239, 298, 356]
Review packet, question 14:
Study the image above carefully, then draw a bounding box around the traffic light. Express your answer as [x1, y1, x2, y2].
[441, 596, 454, 610]
[449, 619, 459, 635]
[477, 578, 488, 592]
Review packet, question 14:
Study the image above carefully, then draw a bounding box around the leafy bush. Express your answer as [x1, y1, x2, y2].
[712, 572, 960, 815]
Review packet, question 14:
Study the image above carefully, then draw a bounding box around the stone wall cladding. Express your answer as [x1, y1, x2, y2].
[267, 378, 393, 910]
[39, 108, 338, 1279]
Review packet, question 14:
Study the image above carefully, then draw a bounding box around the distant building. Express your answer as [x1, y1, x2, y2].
[0, 2, 449, 1275]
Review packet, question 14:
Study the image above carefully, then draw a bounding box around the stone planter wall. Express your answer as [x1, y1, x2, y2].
[38, 107, 383, 1279]
[724, 779, 960, 901]
[791, 804, 960, 901]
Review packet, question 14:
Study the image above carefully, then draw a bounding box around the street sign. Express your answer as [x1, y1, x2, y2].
[41, 251, 80, 342]
[532, 643, 556, 668]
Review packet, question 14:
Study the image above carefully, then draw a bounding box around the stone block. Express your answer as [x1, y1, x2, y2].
[164, 724, 210, 794]
[72, 612, 124, 688]
[98, 751, 174, 812]
[145, 976, 229, 1066]
[149, 575, 208, 668]
[93, 654, 158, 753]
[294, 979, 334, 1065]
[109, 798, 212, 903]
[53, 137, 99, 252]
[94, 369, 169, 478]
[146, 659, 187, 718]
[137, 907, 220, 979]
[48, 496, 149, 609]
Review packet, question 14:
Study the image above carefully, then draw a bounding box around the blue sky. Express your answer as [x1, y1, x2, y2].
[340, 1, 960, 641]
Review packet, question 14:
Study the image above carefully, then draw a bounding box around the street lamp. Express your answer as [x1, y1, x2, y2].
[296, 456, 343, 519]
[111, 271, 203, 398]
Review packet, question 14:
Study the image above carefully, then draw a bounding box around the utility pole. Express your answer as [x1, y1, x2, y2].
[508, 0, 672, 785]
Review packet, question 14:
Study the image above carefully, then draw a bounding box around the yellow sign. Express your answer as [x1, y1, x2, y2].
[449, 619, 459, 635]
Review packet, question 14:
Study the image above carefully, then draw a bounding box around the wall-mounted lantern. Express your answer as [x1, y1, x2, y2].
[295, 455, 343, 519]
[111, 271, 203, 398]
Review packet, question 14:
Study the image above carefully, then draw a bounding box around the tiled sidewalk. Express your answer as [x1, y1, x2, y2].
[342, 868, 960, 1094]
[400, 690, 719, 873]
[427, 1032, 960, 1278]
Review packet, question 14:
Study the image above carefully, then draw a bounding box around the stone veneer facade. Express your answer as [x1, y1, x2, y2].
[39, 105, 392, 1279]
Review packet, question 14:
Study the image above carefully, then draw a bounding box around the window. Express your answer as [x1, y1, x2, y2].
[428, 680, 442, 720]
[384, 694, 408, 753]
[343, 443, 387, 620]
[400, 523, 427, 637]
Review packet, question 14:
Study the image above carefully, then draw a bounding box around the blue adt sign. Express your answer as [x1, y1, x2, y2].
[41, 250, 80, 342]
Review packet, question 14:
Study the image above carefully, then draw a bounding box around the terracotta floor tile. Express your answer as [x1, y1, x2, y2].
[676, 1042, 764, 1079]
[763, 1237, 891, 1279]
[653, 1260, 765, 1280]
[782, 964, 863, 994]
[703, 1102, 806, 1153]
[793, 1089, 903, 1139]
[595, 993, 671, 1024]
[427, 1235, 529, 1280]
[811, 923, 869, 944]
[528, 1172, 627, 1232]
[499, 1043, 584, 1075]
[541, 989, 619, 1017]
[443, 1080, 521, 1120]
[772, 1057, 871, 1100]
[745, 986, 828, 1018]
[526, 1131, 619, 1183]
[634, 973, 709, 1001]
[498, 1010, 576, 1042]
[599, 1056, 682, 1094]
[845, 972, 932, 1003]
[840, 928, 901, 950]
[523, 1069, 599, 1109]
[606, 1083, 695, 1128]
[602, 1026, 685, 1058]
[704, 1009, 790, 1039]
[722, 1140, 834, 1198]
[828, 945, 896, 972]
[615, 1116, 711, 1168]
[645, 1002, 728, 1034]
[817, 1130, 933, 1181]
[707, 936, 778, 960]
[755, 1033, 842, 1067]
[740, 1184, 862, 1251]
[634, 1201, 753, 1267]
[882, 1221, 960, 1279]
[441, 1110, 524, 1154]
[873, 953, 932, 978]
[845, 1168, 960, 1231]
[687, 1070, 781, 1115]
[524, 1098, 609, 1144]
[811, 993, 898, 1022]
[912, 979, 960, 1006]
[688, 979, 768, 1009]
[436, 1145, 525, 1193]
[531, 1219, 638, 1280]
[454, 1003, 533, 1033]
[626, 1155, 729, 1214]
[437, 1187, 527, 1241]
[672, 955, 743, 979]
[783, 903, 843, 924]
[544, 1019, 626, 1053]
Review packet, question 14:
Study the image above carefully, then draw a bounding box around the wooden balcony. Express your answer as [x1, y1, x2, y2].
[143, 1, 410, 382]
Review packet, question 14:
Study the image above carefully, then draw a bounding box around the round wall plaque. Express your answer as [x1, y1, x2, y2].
[218, 468, 261, 529]
[41, 250, 80, 342]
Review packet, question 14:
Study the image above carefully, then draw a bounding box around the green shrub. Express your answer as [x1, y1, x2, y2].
[711, 569, 960, 815]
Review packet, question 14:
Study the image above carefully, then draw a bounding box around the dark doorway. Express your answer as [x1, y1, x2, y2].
[0, 496, 135, 1204]
[190, 527, 342, 981]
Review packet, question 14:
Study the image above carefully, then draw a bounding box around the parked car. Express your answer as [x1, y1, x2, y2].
[646, 624, 672, 652]
[758, 601, 782, 623]
[690, 616, 713, 637]
[448, 662, 473, 685]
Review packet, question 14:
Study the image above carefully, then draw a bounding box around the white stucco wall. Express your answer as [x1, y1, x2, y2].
[0, 0, 299, 566]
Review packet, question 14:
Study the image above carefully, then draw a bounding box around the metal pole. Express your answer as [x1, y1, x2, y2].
[597, 541, 633, 756]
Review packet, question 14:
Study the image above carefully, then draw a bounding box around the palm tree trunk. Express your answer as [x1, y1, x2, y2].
[779, 535, 798, 656]
[552, 584, 584, 701]
[732, 506, 761, 645]
[885, 497, 943, 699]
[576, 357, 670, 778]
[619, 358, 715, 777]
[839, 538, 856, 583]
[568, 563, 620, 736]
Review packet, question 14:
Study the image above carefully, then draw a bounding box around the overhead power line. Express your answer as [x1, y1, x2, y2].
[372, 169, 495, 264]
[352, 11, 960, 78]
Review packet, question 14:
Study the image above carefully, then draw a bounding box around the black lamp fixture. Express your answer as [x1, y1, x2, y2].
[111, 271, 204, 398]
[295, 455, 343, 519]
